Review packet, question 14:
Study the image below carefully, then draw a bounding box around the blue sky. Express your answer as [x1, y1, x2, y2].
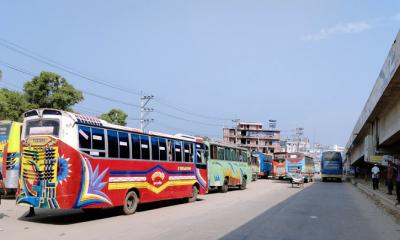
[0, 1, 399, 146]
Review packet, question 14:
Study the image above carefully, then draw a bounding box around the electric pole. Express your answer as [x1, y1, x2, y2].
[296, 127, 304, 152]
[140, 93, 154, 132]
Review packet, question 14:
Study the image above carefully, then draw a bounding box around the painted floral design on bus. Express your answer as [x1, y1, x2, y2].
[74, 155, 112, 208]
[57, 155, 71, 184]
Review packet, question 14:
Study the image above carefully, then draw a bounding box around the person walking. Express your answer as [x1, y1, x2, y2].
[371, 164, 380, 190]
[386, 161, 396, 195]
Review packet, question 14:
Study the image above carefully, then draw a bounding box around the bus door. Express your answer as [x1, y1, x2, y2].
[195, 143, 208, 193]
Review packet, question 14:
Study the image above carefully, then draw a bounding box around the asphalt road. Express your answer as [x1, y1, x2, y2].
[0, 180, 399, 240]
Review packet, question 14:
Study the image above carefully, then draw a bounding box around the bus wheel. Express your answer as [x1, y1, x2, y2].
[188, 185, 198, 203]
[240, 177, 247, 190]
[122, 191, 139, 215]
[322, 178, 326, 182]
[221, 178, 229, 193]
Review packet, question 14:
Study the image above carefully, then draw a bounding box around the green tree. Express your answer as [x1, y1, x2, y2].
[24, 71, 83, 111]
[99, 109, 128, 126]
[0, 88, 33, 122]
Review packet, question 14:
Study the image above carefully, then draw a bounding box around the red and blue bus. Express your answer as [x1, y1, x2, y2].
[286, 152, 314, 183]
[272, 152, 288, 179]
[16, 109, 208, 214]
[321, 151, 343, 182]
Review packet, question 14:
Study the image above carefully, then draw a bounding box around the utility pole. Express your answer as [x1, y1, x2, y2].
[296, 127, 304, 152]
[232, 119, 240, 145]
[140, 93, 154, 132]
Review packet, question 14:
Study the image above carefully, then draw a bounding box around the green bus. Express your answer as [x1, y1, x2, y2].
[205, 141, 251, 192]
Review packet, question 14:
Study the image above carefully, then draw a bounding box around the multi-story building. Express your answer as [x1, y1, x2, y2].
[223, 122, 281, 154]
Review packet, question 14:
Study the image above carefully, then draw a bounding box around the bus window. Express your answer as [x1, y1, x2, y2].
[92, 127, 105, 150]
[210, 145, 217, 159]
[151, 137, 159, 161]
[107, 130, 119, 158]
[140, 135, 150, 160]
[196, 144, 204, 164]
[159, 138, 167, 161]
[0, 122, 11, 139]
[78, 125, 91, 149]
[184, 142, 190, 162]
[174, 141, 182, 162]
[118, 132, 129, 159]
[217, 147, 225, 160]
[167, 139, 174, 161]
[224, 148, 230, 161]
[131, 134, 141, 159]
[26, 119, 60, 137]
[231, 149, 236, 161]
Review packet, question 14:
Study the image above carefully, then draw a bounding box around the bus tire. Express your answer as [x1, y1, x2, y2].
[188, 185, 198, 203]
[221, 178, 229, 193]
[322, 177, 326, 182]
[122, 190, 139, 215]
[240, 177, 247, 190]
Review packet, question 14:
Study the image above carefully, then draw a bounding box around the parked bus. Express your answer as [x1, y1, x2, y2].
[253, 152, 272, 179]
[206, 141, 251, 192]
[250, 152, 260, 181]
[0, 120, 22, 191]
[272, 152, 288, 179]
[16, 109, 208, 214]
[321, 151, 343, 182]
[286, 152, 314, 183]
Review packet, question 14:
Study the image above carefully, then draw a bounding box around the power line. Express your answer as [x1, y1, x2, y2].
[0, 60, 229, 128]
[0, 37, 235, 123]
[0, 38, 142, 96]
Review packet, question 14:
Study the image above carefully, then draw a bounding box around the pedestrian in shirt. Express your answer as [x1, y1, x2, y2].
[371, 164, 380, 190]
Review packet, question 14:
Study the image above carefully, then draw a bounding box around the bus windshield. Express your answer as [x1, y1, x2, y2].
[25, 119, 60, 137]
[0, 123, 11, 139]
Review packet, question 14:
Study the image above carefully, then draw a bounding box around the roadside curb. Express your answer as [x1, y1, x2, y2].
[351, 179, 400, 222]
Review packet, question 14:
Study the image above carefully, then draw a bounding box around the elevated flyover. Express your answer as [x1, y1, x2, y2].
[345, 31, 400, 167]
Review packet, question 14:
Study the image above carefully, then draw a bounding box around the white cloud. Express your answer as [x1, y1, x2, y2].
[301, 21, 373, 41]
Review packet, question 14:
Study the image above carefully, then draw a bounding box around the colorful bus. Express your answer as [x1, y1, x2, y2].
[286, 152, 315, 183]
[16, 109, 208, 214]
[272, 152, 288, 179]
[321, 151, 343, 182]
[250, 152, 260, 181]
[253, 152, 272, 179]
[206, 141, 251, 192]
[0, 120, 22, 191]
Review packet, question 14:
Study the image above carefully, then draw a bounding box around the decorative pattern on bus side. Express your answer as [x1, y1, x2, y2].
[17, 145, 59, 208]
[74, 154, 112, 208]
[108, 165, 197, 194]
[0, 139, 7, 172]
[6, 152, 20, 170]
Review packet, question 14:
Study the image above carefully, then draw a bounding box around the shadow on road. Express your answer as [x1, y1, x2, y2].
[18, 198, 204, 225]
[221, 182, 378, 240]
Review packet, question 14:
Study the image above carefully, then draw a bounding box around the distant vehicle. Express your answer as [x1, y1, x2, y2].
[254, 152, 272, 179]
[321, 151, 343, 182]
[16, 109, 208, 215]
[250, 152, 260, 181]
[0, 120, 22, 192]
[206, 141, 251, 192]
[286, 152, 315, 183]
[272, 152, 288, 179]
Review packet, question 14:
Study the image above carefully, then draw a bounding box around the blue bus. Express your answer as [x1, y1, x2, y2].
[321, 151, 343, 182]
[259, 153, 272, 179]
